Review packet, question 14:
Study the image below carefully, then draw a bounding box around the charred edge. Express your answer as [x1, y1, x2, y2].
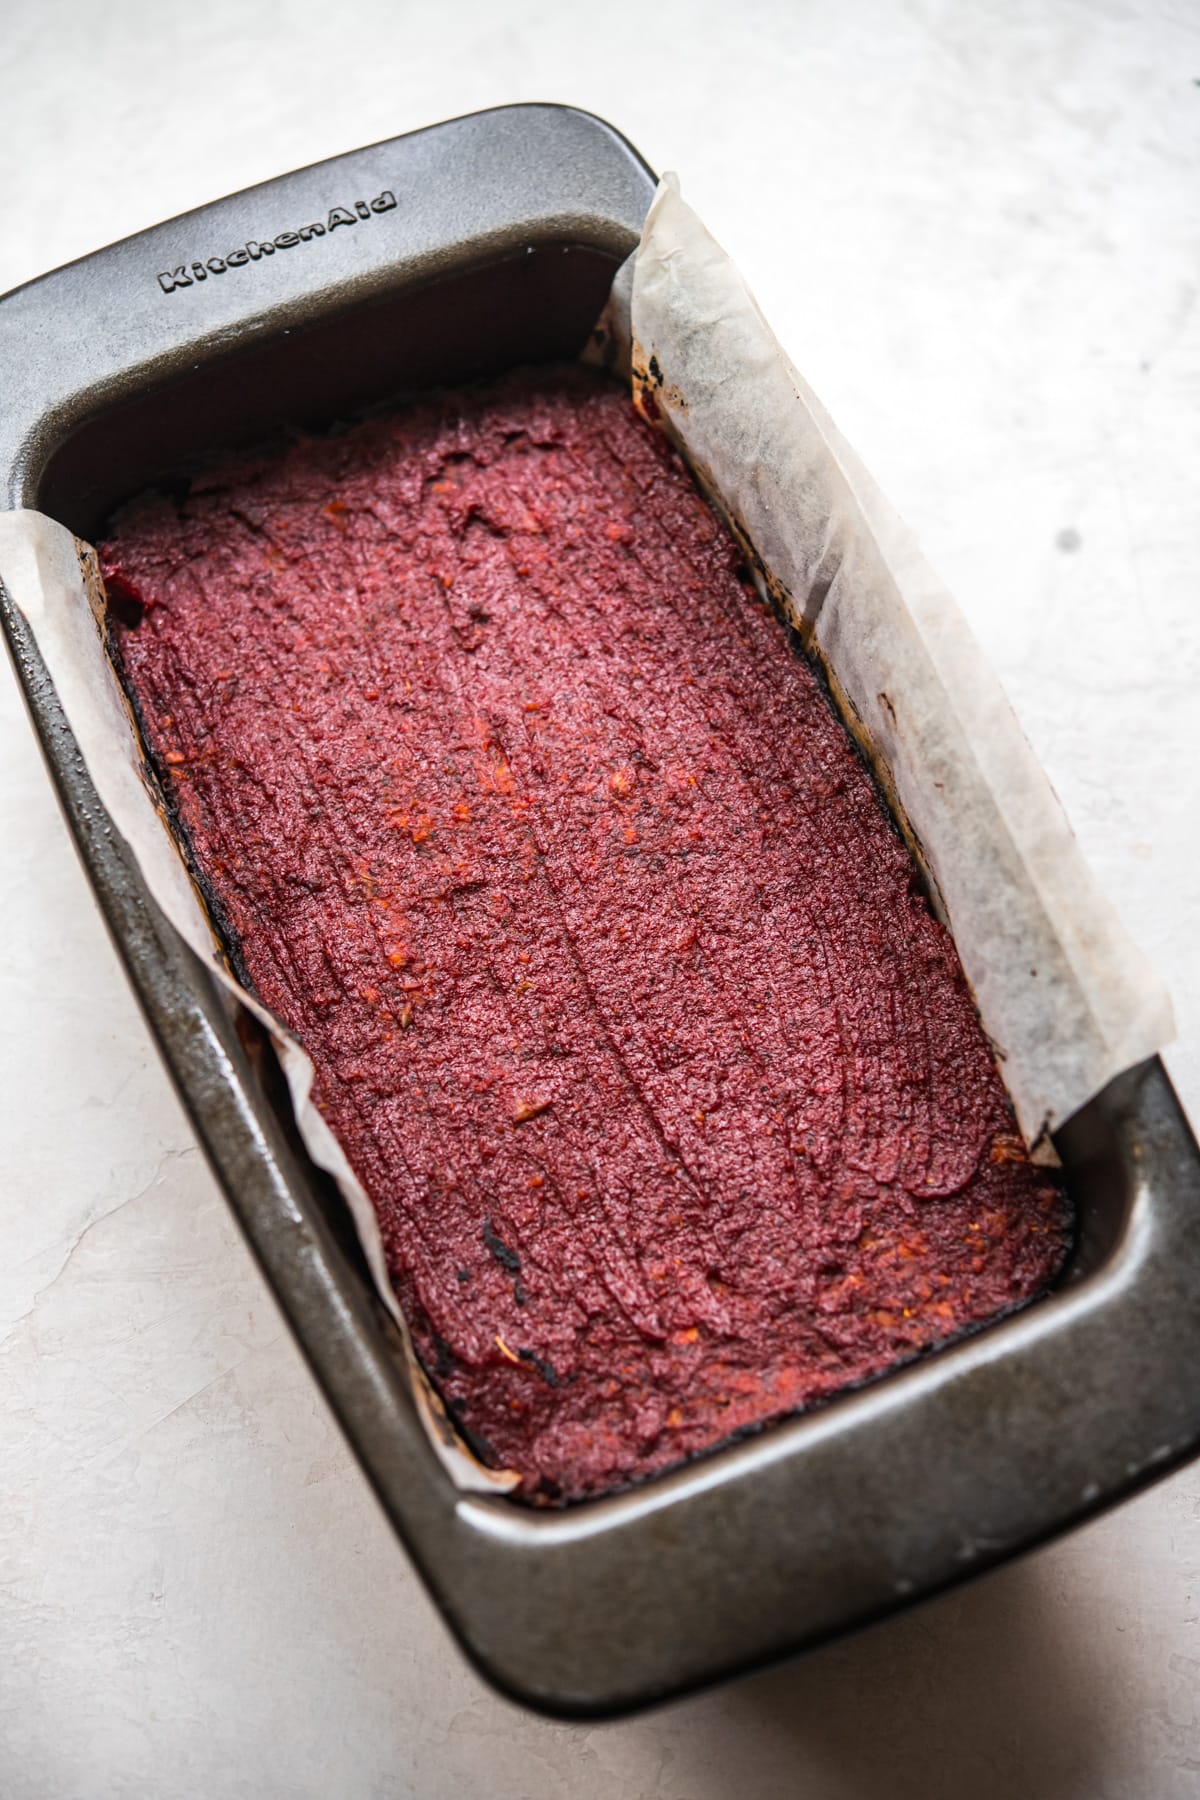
[440, 1400, 500, 1471]
[516, 1348, 560, 1387]
[482, 1218, 521, 1274]
[101, 568, 147, 630]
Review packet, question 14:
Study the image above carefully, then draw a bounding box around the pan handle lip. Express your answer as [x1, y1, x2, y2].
[0, 102, 656, 304]
[0, 102, 658, 512]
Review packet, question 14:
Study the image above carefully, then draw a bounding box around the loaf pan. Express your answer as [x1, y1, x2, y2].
[2, 103, 1199, 1718]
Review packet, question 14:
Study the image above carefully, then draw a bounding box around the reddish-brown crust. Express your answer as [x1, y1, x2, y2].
[100, 365, 1071, 1502]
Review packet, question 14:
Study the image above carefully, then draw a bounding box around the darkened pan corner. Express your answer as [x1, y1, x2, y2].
[0, 104, 1197, 1718]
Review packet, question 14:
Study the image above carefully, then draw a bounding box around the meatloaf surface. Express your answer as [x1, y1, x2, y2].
[99, 364, 1071, 1501]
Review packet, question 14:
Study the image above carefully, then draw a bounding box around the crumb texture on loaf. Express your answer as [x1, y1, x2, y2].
[100, 365, 1071, 1502]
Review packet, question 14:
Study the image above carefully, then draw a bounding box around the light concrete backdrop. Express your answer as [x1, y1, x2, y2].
[2, 2, 1198, 1795]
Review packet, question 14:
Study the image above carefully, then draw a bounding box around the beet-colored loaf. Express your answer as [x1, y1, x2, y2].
[100, 364, 1071, 1502]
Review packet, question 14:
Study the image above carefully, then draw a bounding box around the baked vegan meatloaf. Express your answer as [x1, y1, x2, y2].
[99, 363, 1071, 1502]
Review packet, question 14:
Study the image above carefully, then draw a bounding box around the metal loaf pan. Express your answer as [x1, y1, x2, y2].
[2, 103, 1198, 1718]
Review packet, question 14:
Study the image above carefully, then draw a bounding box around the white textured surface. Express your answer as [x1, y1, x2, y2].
[2, 2, 1198, 1794]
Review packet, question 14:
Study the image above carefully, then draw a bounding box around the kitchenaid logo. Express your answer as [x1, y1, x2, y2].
[156, 189, 397, 293]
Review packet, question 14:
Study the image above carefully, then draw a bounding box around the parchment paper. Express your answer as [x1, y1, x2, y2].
[0, 177, 1172, 1490]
